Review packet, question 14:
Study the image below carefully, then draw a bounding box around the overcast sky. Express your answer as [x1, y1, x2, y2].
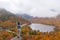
[0, 0, 60, 17]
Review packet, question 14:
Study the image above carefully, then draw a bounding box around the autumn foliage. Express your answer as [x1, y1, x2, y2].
[0, 9, 60, 40]
[21, 26, 60, 40]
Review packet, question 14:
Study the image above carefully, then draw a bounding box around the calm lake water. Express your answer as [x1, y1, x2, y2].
[29, 23, 55, 32]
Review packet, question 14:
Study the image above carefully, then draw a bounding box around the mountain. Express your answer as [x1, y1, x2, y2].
[0, 8, 30, 24]
[56, 14, 60, 19]
[0, 8, 16, 21]
[16, 14, 33, 19]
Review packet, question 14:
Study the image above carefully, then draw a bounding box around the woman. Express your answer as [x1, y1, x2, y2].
[17, 22, 21, 38]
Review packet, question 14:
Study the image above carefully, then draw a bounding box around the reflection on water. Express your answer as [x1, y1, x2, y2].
[29, 23, 55, 32]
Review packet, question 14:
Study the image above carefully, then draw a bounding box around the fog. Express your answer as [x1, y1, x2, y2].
[0, 0, 60, 17]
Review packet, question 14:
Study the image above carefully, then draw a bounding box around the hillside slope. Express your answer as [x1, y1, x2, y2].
[0, 8, 30, 23]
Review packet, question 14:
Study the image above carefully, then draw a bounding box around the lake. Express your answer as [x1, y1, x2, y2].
[29, 23, 55, 32]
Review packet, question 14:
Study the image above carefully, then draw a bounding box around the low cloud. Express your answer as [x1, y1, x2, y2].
[0, 0, 60, 17]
